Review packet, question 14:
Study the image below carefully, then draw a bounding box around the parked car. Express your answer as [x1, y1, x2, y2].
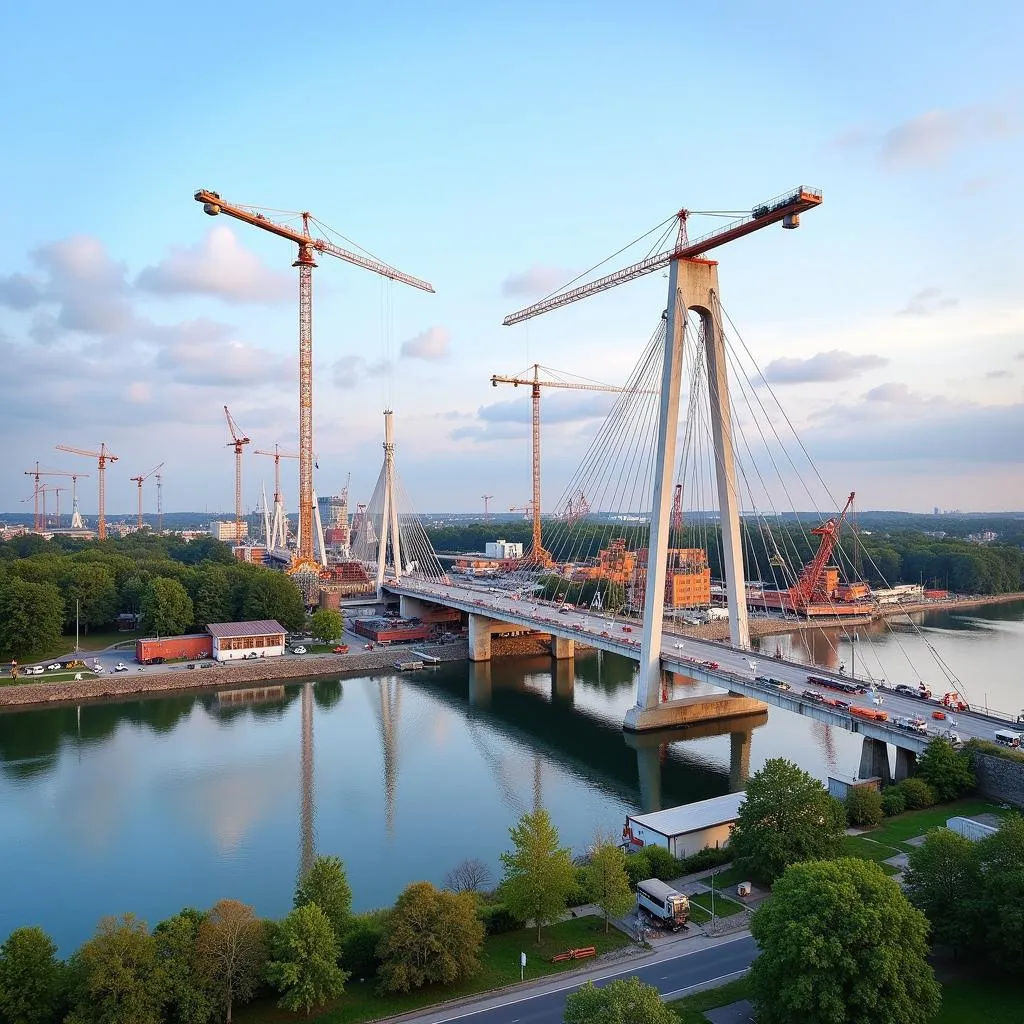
[27, 665, 45, 675]
[291, 646, 308, 655]
[114, 662, 128, 672]
[46, 663, 62, 671]
[333, 645, 349, 654]
[244, 652, 259, 659]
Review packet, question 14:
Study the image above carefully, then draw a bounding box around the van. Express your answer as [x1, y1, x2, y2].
[994, 730, 1022, 749]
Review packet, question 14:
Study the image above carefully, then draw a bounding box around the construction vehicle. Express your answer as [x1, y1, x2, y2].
[941, 692, 969, 713]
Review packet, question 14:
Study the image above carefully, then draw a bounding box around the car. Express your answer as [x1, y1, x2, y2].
[333, 645, 349, 654]
[769, 678, 792, 691]
[363, 643, 375, 650]
[673, 643, 686, 649]
[26, 665, 45, 675]
[291, 646, 308, 655]
[114, 662, 128, 672]
[244, 652, 259, 659]
[703, 661, 720, 670]
[622, 626, 633, 633]
[893, 683, 916, 697]
[801, 689, 823, 702]
[46, 663, 62, 671]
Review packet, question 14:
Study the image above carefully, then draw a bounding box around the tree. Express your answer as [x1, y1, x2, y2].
[563, 977, 678, 1024]
[915, 738, 976, 802]
[973, 813, 1024, 971]
[585, 837, 635, 933]
[728, 758, 847, 884]
[499, 808, 577, 943]
[898, 777, 936, 810]
[190, 566, 232, 630]
[196, 899, 267, 1024]
[267, 903, 349, 1015]
[59, 563, 118, 633]
[903, 827, 980, 954]
[141, 577, 194, 637]
[238, 571, 305, 631]
[443, 858, 493, 894]
[845, 786, 884, 828]
[153, 908, 217, 1024]
[0, 577, 64, 658]
[0, 926, 64, 1024]
[64, 913, 164, 1024]
[294, 854, 353, 948]
[310, 608, 343, 644]
[376, 882, 484, 994]
[749, 858, 941, 1024]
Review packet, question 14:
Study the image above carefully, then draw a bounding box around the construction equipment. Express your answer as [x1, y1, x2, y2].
[564, 490, 591, 525]
[481, 495, 494, 522]
[22, 465, 89, 531]
[194, 189, 434, 572]
[54, 444, 118, 539]
[223, 406, 250, 545]
[490, 364, 629, 565]
[50, 487, 65, 529]
[129, 463, 164, 530]
[671, 483, 683, 532]
[22, 484, 54, 529]
[155, 470, 164, 534]
[254, 444, 299, 549]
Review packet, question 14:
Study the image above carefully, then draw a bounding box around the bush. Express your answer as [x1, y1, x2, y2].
[881, 787, 907, 817]
[340, 910, 390, 979]
[677, 845, 731, 874]
[966, 738, 1024, 765]
[477, 903, 524, 936]
[845, 786, 884, 828]
[916, 738, 976, 801]
[640, 844, 680, 881]
[898, 778, 936, 810]
[565, 866, 590, 909]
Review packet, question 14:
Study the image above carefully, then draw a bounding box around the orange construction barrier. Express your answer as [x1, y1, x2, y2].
[549, 946, 597, 964]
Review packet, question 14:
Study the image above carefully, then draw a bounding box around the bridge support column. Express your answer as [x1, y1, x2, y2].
[399, 595, 431, 619]
[468, 662, 492, 708]
[729, 729, 752, 792]
[894, 747, 917, 782]
[552, 659, 575, 703]
[468, 613, 492, 662]
[551, 635, 575, 660]
[858, 737, 892, 784]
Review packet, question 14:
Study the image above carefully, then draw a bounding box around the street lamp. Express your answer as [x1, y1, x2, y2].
[710, 870, 717, 932]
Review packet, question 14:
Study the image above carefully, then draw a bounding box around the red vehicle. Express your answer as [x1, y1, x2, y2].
[941, 692, 969, 712]
[135, 634, 210, 665]
[703, 661, 720, 670]
[622, 626, 633, 633]
[333, 644, 349, 654]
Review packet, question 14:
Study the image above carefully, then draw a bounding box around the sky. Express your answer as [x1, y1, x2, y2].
[1, 0, 1022, 519]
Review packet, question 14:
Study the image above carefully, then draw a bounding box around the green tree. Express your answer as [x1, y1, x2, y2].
[190, 566, 232, 630]
[141, 577, 194, 637]
[59, 563, 118, 633]
[973, 813, 1024, 971]
[64, 913, 163, 1024]
[153, 908, 217, 1024]
[915, 738, 975, 802]
[845, 786, 884, 828]
[267, 903, 349, 1015]
[376, 882, 484, 994]
[563, 977, 678, 1024]
[294, 854, 353, 948]
[0, 577, 64, 658]
[310, 608, 343, 644]
[196, 899, 267, 1024]
[499, 808, 577, 943]
[119, 574, 148, 616]
[749, 858, 941, 1024]
[898, 777, 936, 810]
[239, 571, 305, 630]
[903, 827, 980, 954]
[585, 837, 635, 933]
[729, 758, 847, 884]
[0, 926, 64, 1024]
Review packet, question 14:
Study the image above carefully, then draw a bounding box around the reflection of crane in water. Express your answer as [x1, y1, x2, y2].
[370, 677, 402, 835]
[466, 718, 543, 816]
[300, 682, 316, 879]
[811, 718, 838, 770]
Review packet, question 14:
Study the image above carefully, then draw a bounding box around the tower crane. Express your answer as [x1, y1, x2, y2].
[490, 364, 638, 566]
[22, 465, 89, 531]
[50, 487, 66, 530]
[129, 463, 164, 530]
[22, 484, 55, 530]
[194, 189, 435, 572]
[155, 469, 164, 534]
[481, 495, 494, 522]
[54, 444, 118, 539]
[223, 406, 250, 546]
[254, 444, 299, 550]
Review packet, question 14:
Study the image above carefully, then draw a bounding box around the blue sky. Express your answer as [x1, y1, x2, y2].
[2, 0, 1022, 519]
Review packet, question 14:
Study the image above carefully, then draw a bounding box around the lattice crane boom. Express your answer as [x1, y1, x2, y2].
[793, 491, 856, 604]
[129, 462, 164, 530]
[223, 406, 250, 546]
[195, 189, 434, 570]
[23, 465, 89, 531]
[55, 443, 118, 539]
[502, 187, 822, 325]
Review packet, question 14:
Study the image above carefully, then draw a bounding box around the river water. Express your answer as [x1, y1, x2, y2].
[1, 601, 1021, 953]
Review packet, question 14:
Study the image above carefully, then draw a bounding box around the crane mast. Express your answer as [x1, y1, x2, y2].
[223, 406, 250, 546]
[129, 463, 164, 530]
[55, 444, 117, 539]
[195, 189, 434, 572]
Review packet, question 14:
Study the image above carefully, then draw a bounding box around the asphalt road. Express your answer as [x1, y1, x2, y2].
[405, 934, 758, 1024]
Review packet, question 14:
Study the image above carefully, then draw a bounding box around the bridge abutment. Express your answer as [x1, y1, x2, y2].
[894, 746, 917, 782]
[858, 737, 892, 784]
[729, 729, 752, 792]
[468, 613, 494, 662]
[399, 595, 432, 619]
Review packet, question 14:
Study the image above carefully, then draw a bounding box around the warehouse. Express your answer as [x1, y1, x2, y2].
[352, 616, 434, 644]
[622, 791, 745, 859]
[206, 620, 287, 662]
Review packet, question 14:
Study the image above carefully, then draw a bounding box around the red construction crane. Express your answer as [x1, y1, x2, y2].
[502, 187, 823, 325]
[791, 491, 856, 606]
[54, 444, 118, 539]
[671, 483, 683, 531]
[194, 189, 434, 572]
[22, 484, 55, 530]
[490, 364, 631, 566]
[223, 406, 250, 546]
[129, 462, 164, 530]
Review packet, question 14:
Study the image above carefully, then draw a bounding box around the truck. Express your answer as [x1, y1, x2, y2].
[135, 634, 211, 665]
[704, 607, 729, 622]
[636, 878, 690, 931]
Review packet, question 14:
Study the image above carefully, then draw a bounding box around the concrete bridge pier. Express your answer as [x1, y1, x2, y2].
[858, 737, 893, 784]
[467, 661, 492, 708]
[894, 746, 917, 782]
[729, 729, 752, 792]
[399, 594, 432, 619]
[551, 635, 575, 660]
[552, 659, 575, 703]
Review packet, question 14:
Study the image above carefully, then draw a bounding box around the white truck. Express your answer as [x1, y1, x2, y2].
[636, 878, 690, 931]
[704, 607, 729, 622]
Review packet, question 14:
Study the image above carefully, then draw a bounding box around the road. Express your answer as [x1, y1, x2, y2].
[403, 934, 757, 1024]
[391, 578, 1021, 746]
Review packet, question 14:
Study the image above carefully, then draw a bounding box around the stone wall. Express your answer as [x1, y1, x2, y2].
[970, 749, 1024, 808]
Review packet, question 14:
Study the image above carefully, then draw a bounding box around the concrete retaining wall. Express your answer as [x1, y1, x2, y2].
[970, 750, 1024, 807]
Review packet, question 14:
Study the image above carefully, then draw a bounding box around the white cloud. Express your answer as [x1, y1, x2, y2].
[897, 287, 958, 317]
[501, 266, 574, 298]
[136, 226, 292, 305]
[762, 349, 888, 384]
[985, 369, 1012, 380]
[400, 325, 450, 361]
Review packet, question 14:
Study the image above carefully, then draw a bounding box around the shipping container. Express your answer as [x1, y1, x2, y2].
[135, 634, 211, 665]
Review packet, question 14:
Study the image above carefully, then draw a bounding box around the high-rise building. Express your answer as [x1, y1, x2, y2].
[209, 520, 248, 542]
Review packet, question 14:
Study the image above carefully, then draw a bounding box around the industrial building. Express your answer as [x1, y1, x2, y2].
[352, 617, 434, 644]
[622, 791, 745, 858]
[206, 620, 287, 661]
[629, 547, 712, 610]
[485, 539, 523, 560]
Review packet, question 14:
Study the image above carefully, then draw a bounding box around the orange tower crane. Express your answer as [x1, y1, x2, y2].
[223, 406, 250, 545]
[22, 484, 55, 529]
[254, 444, 299, 549]
[55, 444, 118, 539]
[194, 189, 434, 572]
[490, 364, 632, 566]
[129, 462, 164, 530]
[23, 465, 89, 531]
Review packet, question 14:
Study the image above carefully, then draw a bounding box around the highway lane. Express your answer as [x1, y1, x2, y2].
[407, 934, 758, 1024]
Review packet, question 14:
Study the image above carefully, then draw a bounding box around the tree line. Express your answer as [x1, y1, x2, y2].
[0, 534, 305, 659]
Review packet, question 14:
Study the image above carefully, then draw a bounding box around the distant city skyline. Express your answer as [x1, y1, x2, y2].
[2, 2, 1022, 515]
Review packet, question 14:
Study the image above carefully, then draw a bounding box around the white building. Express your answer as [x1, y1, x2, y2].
[210, 520, 248, 542]
[206, 619, 286, 662]
[623, 791, 745, 859]
[485, 539, 523, 560]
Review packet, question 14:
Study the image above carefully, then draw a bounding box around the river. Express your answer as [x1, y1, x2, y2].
[1, 600, 1020, 953]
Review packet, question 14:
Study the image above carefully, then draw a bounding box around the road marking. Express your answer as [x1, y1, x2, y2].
[661, 968, 750, 1001]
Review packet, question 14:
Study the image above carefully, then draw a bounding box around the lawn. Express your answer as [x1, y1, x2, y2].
[236, 915, 631, 1024]
[671, 975, 752, 1023]
[934, 975, 1023, 1022]
[688, 891, 745, 919]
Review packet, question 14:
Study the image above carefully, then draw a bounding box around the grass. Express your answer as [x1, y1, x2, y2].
[688, 891, 745, 919]
[7, 629, 143, 667]
[934, 975, 1023, 1023]
[236, 915, 630, 1024]
[671, 975, 753, 1023]
[701, 864, 748, 889]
